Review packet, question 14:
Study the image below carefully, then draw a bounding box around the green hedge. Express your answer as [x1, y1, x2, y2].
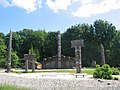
[111, 67, 119, 75]
[93, 64, 114, 79]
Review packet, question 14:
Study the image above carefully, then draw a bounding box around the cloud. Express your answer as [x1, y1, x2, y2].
[0, 0, 11, 7]
[0, 0, 42, 13]
[46, 0, 72, 13]
[1, 0, 120, 17]
[37, 0, 42, 8]
[72, 0, 120, 17]
[12, 0, 38, 13]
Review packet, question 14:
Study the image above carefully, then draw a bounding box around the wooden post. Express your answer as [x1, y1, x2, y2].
[75, 46, 82, 73]
[25, 60, 28, 72]
[32, 59, 35, 72]
[71, 40, 84, 73]
[7, 30, 12, 73]
[101, 44, 105, 65]
[24, 54, 35, 72]
[57, 31, 61, 68]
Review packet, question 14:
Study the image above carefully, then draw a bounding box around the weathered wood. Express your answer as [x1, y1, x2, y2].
[42, 55, 75, 69]
[24, 54, 35, 61]
[71, 39, 84, 73]
[57, 31, 61, 68]
[100, 44, 105, 65]
[91, 60, 96, 67]
[74, 73, 87, 78]
[75, 46, 81, 73]
[24, 54, 35, 72]
[7, 30, 12, 73]
[25, 60, 28, 72]
[71, 40, 84, 48]
[32, 59, 35, 72]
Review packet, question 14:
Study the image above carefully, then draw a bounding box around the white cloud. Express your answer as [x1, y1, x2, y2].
[81, 0, 93, 4]
[1, 0, 120, 17]
[46, 0, 72, 13]
[72, 0, 120, 17]
[0, 0, 11, 7]
[12, 0, 37, 13]
[37, 0, 42, 8]
[0, 0, 42, 13]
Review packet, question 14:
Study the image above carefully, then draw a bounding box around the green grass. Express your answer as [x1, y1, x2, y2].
[0, 84, 29, 90]
[82, 68, 95, 75]
[12, 69, 76, 74]
[11, 68, 95, 75]
[39, 69, 76, 74]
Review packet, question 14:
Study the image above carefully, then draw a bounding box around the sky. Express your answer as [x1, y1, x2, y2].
[0, 0, 120, 34]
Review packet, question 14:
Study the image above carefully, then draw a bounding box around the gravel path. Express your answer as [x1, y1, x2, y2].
[0, 73, 120, 90]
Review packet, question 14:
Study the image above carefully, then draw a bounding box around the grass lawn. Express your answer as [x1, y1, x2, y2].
[12, 68, 95, 75]
[0, 84, 29, 90]
[82, 68, 95, 75]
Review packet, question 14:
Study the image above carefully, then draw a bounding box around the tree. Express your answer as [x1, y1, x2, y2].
[93, 19, 116, 47]
[29, 44, 40, 62]
[62, 24, 97, 66]
[62, 24, 83, 57]
[44, 32, 58, 57]
[11, 32, 23, 57]
[11, 51, 20, 68]
[0, 33, 7, 68]
[11, 29, 47, 62]
[93, 19, 117, 64]
[109, 31, 120, 67]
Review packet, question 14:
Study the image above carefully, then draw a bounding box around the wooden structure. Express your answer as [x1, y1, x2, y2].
[100, 44, 105, 65]
[7, 30, 12, 73]
[71, 39, 84, 73]
[43, 55, 75, 69]
[23, 54, 35, 72]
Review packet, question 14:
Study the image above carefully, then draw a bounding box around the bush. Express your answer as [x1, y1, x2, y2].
[93, 64, 113, 79]
[101, 64, 113, 79]
[0, 59, 6, 68]
[111, 67, 119, 75]
[93, 65, 102, 78]
[114, 77, 119, 80]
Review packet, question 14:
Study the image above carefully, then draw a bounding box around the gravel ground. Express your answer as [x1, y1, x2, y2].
[0, 73, 120, 90]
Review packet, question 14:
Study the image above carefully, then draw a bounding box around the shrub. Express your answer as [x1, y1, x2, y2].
[101, 64, 113, 79]
[114, 77, 119, 80]
[93, 64, 113, 79]
[93, 65, 102, 78]
[111, 67, 119, 75]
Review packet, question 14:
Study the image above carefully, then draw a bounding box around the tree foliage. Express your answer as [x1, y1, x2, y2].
[0, 33, 7, 68]
[0, 19, 119, 68]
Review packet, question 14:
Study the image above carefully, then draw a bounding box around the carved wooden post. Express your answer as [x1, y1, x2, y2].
[91, 60, 96, 67]
[7, 30, 12, 73]
[71, 40, 84, 73]
[25, 59, 28, 72]
[100, 44, 105, 65]
[57, 31, 61, 68]
[24, 54, 28, 72]
[24, 54, 35, 72]
[32, 59, 35, 72]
